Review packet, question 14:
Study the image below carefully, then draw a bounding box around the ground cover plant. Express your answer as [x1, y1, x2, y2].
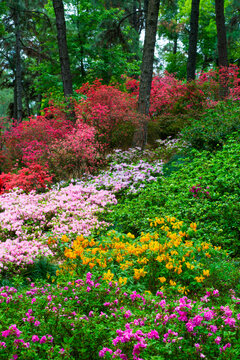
[103, 134, 240, 256]
[1, 70, 240, 359]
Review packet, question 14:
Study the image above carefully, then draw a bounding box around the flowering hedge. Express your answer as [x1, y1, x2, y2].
[0, 184, 117, 244]
[0, 240, 53, 277]
[54, 217, 228, 294]
[1, 273, 240, 359]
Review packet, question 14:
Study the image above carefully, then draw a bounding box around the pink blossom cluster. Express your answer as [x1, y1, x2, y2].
[79, 159, 164, 194]
[0, 239, 53, 274]
[1, 274, 240, 359]
[0, 184, 117, 242]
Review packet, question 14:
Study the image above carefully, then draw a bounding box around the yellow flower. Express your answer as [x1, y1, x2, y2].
[195, 275, 205, 283]
[118, 277, 127, 286]
[186, 262, 194, 270]
[166, 262, 174, 270]
[190, 223, 197, 231]
[61, 234, 70, 242]
[158, 277, 166, 283]
[126, 233, 135, 239]
[203, 269, 210, 277]
[133, 267, 147, 280]
[169, 280, 176, 286]
[103, 270, 114, 282]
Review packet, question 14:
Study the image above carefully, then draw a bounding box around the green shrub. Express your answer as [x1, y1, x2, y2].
[182, 100, 240, 151]
[102, 135, 240, 255]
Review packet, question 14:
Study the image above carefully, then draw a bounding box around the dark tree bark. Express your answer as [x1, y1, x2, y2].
[13, 10, 22, 121]
[187, 0, 200, 81]
[52, 0, 73, 97]
[215, 0, 228, 98]
[215, 0, 228, 67]
[133, 0, 160, 149]
[173, 35, 178, 54]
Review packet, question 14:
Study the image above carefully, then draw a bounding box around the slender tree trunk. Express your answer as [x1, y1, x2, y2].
[215, 0, 228, 98]
[215, 0, 228, 67]
[52, 0, 73, 97]
[133, 0, 160, 149]
[173, 35, 178, 54]
[13, 11, 22, 121]
[187, 0, 200, 81]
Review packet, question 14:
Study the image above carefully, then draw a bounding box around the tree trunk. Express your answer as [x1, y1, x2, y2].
[215, 0, 228, 67]
[173, 35, 178, 54]
[215, 0, 228, 98]
[133, 0, 160, 149]
[13, 11, 22, 121]
[52, 0, 73, 97]
[187, 0, 200, 81]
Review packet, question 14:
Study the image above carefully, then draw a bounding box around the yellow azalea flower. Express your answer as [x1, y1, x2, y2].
[190, 223, 197, 231]
[158, 277, 166, 283]
[179, 231, 186, 237]
[145, 290, 152, 295]
[133, 267, 147, 280]
[166, 262, 174, 270]
[170, 280, 176, 286]
[205, 252, 211, 258]
[118, 277, 127, 286]
[195, 275, 205, 283]
[126, 233, 135, 239]
[103, 270, 114, 282]
[186, 262, 194, 270]
[203, 269, 210, 277]
[137, 257, 149, 264]
[149, 241, 160, 252]
[61, 234, 70, 242]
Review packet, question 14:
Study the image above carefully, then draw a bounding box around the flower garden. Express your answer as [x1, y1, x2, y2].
[0, 69, 240, 359]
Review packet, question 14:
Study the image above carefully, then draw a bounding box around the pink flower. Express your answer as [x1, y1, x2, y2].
[32, 335, 39, 342]
[215, 336, 221, 345]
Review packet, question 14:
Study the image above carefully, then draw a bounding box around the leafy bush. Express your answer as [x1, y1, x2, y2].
[102, 135, 240, 255]
[0, 163, 53, 194]
[54, 217, 231, 295]
[75, 80, 139, 148]
[182, 101, 240, 151]
[1, 273, 240, 359]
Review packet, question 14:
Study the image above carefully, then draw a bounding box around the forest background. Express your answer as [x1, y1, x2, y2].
[0, 0, 239, 121]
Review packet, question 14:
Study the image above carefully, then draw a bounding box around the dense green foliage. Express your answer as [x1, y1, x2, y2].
[102, 133, 240, 256]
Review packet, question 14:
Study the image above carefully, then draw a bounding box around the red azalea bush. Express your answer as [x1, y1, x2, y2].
[47, 122, 104, 180]
[1, 113, 73, 172]
[0, 163, 53, 194]
[75, 79, 139, 147]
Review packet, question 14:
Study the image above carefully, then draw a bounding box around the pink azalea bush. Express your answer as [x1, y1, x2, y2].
[0, 240, 53, 276]
[1, 273, 240, 359]
[0, 184, 117, 243]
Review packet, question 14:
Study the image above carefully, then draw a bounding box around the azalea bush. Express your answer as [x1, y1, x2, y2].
[1, 273, 240, 359]
[0, 184, 117, 244]
[0, 240, 53, 277]
[75, 79, 139, 148]
[47, 122, 105, 181]
[53, 217, 232, 295]
[0, 163, 53, 194]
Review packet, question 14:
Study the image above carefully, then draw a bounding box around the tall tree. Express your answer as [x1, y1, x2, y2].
[133, 0, 160, 149]
[215, 0, 228, 67]
[13, 6, 22, 121]
[52, 0, 73, 97]
[215, 0, 228, 98]
[187, 0, 200, 80]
